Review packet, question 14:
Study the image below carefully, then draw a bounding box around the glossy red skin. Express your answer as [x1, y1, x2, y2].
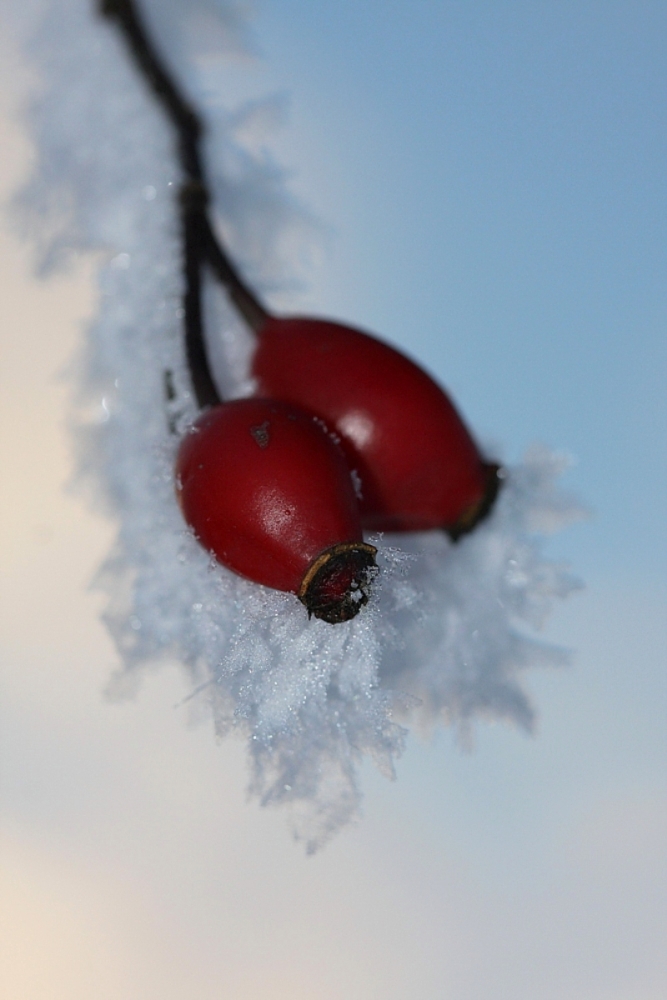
[252, 317, 487, 532]
[175, 399, 364, 593]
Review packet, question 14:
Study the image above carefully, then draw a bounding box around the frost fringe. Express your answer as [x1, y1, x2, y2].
[15, 0, 584, 850]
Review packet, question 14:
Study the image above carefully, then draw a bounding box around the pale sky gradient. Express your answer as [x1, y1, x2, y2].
[1, 4, 666, 998]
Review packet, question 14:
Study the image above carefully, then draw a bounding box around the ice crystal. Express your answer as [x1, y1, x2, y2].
[14, 0, 584, 849]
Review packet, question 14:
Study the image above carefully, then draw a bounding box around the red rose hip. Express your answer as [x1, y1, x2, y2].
[252, 316, 501, 537]
[175, 398, 377, 623]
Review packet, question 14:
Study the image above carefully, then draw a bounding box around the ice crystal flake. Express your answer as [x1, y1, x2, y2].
[14, 0, 584, 849]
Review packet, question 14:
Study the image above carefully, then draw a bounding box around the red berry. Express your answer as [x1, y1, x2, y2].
[252, 316, 501, 536]
[175, 398, 377, 623]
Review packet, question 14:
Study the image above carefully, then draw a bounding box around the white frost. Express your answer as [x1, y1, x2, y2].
[13, 0, 584, 851]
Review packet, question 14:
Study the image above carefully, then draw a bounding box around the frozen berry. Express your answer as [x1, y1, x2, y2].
[252, 316, 501, 537]
[175, 398, 377, 623]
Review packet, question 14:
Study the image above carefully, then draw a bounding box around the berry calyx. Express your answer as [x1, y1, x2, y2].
[298, 541, 377, 623]
[447, 461, 503, 541]
[252, 316, 502, 537]
[175, 399, 377, 623]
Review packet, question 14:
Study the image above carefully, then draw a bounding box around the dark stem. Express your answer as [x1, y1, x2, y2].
[98, 0, 270, 409]
[181, 185, 221, 409]
[201, 217, 270, 334]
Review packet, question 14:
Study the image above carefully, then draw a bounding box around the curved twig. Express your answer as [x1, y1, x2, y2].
[98, 0, 270, 409]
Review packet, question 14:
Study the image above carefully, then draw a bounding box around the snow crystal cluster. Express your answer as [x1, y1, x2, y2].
[15, 0, 584, 850]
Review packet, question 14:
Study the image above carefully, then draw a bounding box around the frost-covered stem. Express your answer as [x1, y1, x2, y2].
[98, 0, 270, 408]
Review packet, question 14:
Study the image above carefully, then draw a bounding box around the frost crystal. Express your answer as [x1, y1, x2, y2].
[15, 0, 584, 850]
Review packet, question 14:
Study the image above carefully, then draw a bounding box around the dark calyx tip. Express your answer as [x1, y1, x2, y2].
[447, 462, 504, 542]
[298, 543, 378, 625]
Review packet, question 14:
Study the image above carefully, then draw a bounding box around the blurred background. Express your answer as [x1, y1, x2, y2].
[1, 2, 665, 998]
